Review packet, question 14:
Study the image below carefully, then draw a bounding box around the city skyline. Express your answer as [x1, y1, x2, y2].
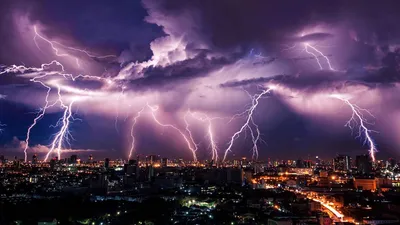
[2, 0, 400, 161]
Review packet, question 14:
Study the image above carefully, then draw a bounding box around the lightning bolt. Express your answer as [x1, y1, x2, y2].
[248, 116, 266, 160]
[304, 43, 335, 70]
[33, 25, 115, 67]
[0, 25, 120, 162]
[188, 111, 219, 162]
[22, 79, 54, 162]
[330, 94, 377, 162]
[223, 88, 273, 161]
[183, 111, 199, 156]
[44, 86, 77, 162]
[1, 60, 108, 162]
[147, 103, 198, 162]
[280, 42, 335, 70]
[128, 108, 144, 160]
[0, 60, 64, 75]
[1, 62, 65, 162]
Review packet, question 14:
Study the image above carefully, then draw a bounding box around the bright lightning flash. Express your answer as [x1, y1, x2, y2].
[1, 60, 106, 162]
[281, 42, 335, 70]
[147, 103, 198, 162]
[128, 108, 144, 160]
[223, 88, 273, 161]
[188, 111, 219, 162]
[330, 94, 377, 162]
[0, 24, 120, 162]
[33, 25, 116, 67]
[44, 86, 79, 162]
[304, 43, 335, 70]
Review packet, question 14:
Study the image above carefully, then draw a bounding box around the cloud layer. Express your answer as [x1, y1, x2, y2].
[1, 0, 400, 160]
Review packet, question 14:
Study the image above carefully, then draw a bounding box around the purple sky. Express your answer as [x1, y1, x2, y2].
[1, 0, 400, 161]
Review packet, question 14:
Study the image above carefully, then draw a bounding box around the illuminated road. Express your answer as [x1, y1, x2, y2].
[311, 197, 344, 220]
[298, 190, 357, 223]
[253, 179, 356, 223]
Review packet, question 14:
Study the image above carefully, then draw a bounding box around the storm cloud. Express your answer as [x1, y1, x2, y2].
[1, 0, 400, 160]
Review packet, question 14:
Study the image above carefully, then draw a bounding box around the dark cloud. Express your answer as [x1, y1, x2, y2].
[295, 33, 335, 43]
[127, 52, 241, 91]
[221, 45, 400, 94]
[142, 0, 400, 50]
[2, 0, 400, 159]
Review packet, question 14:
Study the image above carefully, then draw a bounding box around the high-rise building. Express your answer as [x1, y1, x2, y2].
[388, 158, 397, 168]
[88, 155, 93, 163]
[304, 160, 312, 168]
[161, 158, 168, 167]
[315, 156, 321, 165]
[296, 159, 304, 168]
[50, 158, 56, 170]
[70, 155, 78, 164]
[240, 157, 247, 167]
[334, 154, 351, 172]
[124, 159, 140, 182]
[147, 155, 158, 165]
[356, 154, 372, 175]
[90, 173, 108, 194]
[104, 158, 110, 169]
[128, 159, 136, 165]
[32, 154, 38, 164]
[147, 165, 154, 181]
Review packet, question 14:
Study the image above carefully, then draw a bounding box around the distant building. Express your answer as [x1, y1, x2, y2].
[318, 177, 330, 187]
[318, 170, 329, 187]
[292, 168, 313, 175]
[354, 178, 377, 191]
[104, 158, 110, 169]
[295, 159, 311, 168]
[50, 158, 56, 170]
[388, 158, 397, 168]
[296, 159, 305, 168]
[90, 173, 108, 194]
[70, 155, 78, 164]
[254, 163, 264, 174]
[147, 165, 155, 181]
[148, 155, 158, 165]
[315, 156, 321, 165]
[161, 158, 168, 167]
[319, 170, 328, 178]
[205, 168, 243, 185]
[240, 157, 248, 167]
[356, 154, 372, 174]
[334, 154, 351, 172]
[309, 201, 321, 211]
[319, 213, 332, 225]
[125, 160, 139, 178]
[88, 154, 93, 163]
[32, 154, 38, 164]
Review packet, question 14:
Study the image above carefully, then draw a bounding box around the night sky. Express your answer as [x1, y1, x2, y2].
[1, 0, 400, 161]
